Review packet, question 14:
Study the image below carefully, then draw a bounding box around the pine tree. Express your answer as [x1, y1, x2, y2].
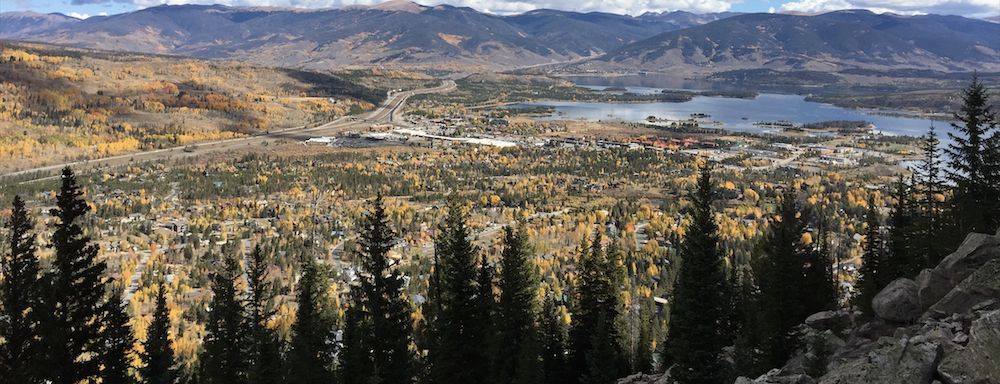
[99, 285, 135, 384]
[285, 259, 336, 384]
[142, 284, 177, 384]
[805, 220, 837, 314]
[946, 75, 1000, 235]
[886, 177, 921, 280]
[580, 308, 619, 384]
[493, 224, 543, 384]
[913, 125, 951, 266]
[568, 231, 627, 384]
[665, 167, 729, 384]
[754, 189, 835, 369]
[540, 295, 568, 384]
[424, 199, 489, 384]
[0, 195, 41, 383]
[200, 251, 247, 384]
[244, 245, 282, 384]
[36, 167, 110, 384]
[856, 203, 886, 316]
[339, 196, 415, 384]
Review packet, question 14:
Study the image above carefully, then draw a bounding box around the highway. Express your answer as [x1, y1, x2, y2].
[2, 80, 456, 183]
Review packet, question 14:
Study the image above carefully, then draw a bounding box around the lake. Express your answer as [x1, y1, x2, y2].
[511, 76, 952, 139]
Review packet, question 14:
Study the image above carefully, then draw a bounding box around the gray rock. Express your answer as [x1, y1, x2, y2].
[819, 336, 943, 384]
[916, 268, 952, 311]
[873, 278, 922, 323]
[740, 368, 817, 384]
[937, 309, 1000, 384]
[926, 258, 1000, 318]
[616, 373, 670, 384]
[805, 310, 851, 332]
[936, 232, 1000, 287]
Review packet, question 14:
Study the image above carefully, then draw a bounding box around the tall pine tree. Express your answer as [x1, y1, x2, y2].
[200, 251, 247, 384]
[424, 199, 490, 384]
[244, 245, 282, 384]
[540, 295, 568, 384]
[665, 167, 729, 384]
[753, 190, 833, 369]
[914, 125, 951, 266]
[141, 283, 176, 384]
[569, 231, 627, 384]
[493, 224, 542, 384]
[286, 259, 337, 384]
[856, 203, 886, 316]
[0, 195, 41, 383]
[946, 75, 1000, 235]
[99, 285, 135, 384]
[339, 196, 416, 384]
[37, 167, 111, 384]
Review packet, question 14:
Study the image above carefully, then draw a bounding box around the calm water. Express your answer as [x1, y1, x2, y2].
[524, 77, 953, 139]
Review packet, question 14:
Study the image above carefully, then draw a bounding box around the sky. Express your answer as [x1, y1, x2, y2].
[1, 0, 998, 20]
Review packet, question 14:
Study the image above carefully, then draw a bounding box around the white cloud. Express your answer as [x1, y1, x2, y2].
[68, 11, 92, 18]
[779, 0, 999, 17]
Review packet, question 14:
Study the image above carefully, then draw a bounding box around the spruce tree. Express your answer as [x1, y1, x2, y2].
[0, 195, 41, 383]
[286, 259, 336, 384]
[886, 177, 921, 280]
[142, 284, 177, 384]
[200, 251, 246, 384]
[856, 203, 886, 316]
[424, 199, 489, 384]
[244, 245, 282, 384]
[99, 285, 135, 384]
[913, 126, 950, 266]
[754, 190, 833, 369]
[339, 196, 415, 384]
[946, 75, 1000, 234]
[665, 167, 729, 384]
[494, 224, 543, 384]
[569, 231, 627, 384]
[540, 295, 568, 384]
[37, 167, 110, 384]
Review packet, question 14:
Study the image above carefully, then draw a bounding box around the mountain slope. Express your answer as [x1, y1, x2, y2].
[0, 2, 731, 70]
[0, 11, 80, 39]
[591, 10, 1000, 73]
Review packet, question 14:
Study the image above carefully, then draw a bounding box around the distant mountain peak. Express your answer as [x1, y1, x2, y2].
[371, 0, 427, 13]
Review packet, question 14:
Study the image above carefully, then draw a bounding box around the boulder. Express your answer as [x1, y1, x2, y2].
[873, 278, 922, 323]
[915, 268, 952, 311]
[804, 310, 852, 333]
[936, 310, 1000, 384]
[926, 258, 1000, 318]
[935, 232, 1000, 286]
[819, 336, 943, 384]
[736, 369, 816, 384]
[616, 373, 669, 384]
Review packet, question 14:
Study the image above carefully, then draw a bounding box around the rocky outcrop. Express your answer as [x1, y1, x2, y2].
[818, 335, 943, 384]
[734, 369, 816, 384]
[926, 258, 1000, 318]
[872, 278, 922, 323]
[621, 231, 1000, 384]
[936, 309, 1000, 384]
[616, 373, 670, 384]
[731, 230, 1000, 384]
[934, 232, 1000, 288]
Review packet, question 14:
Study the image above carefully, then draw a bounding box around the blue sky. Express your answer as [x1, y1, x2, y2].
[1, 0, 998, 19]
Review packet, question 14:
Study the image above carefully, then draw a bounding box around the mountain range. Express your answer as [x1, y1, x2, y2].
[584, 9, 1000, 74]
[2, 2, 998, 74]
[0, 1, 732, 70]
